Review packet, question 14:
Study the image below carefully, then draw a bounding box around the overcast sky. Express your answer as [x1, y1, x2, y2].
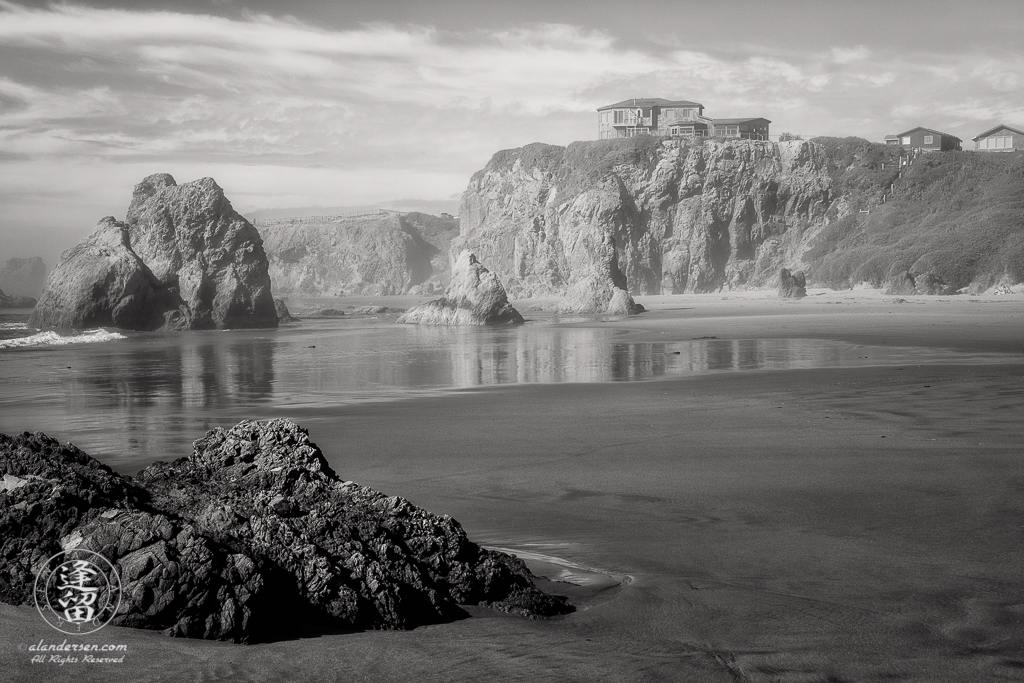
[3, 0, 1024, 267]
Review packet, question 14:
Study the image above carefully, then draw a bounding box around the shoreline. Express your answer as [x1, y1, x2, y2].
[2, 292, 1024, 681]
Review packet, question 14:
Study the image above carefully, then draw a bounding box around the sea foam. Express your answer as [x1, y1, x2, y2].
[0, 328, 126, 349]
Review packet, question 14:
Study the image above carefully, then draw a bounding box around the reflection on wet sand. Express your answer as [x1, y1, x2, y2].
[0, 321, 997, 469]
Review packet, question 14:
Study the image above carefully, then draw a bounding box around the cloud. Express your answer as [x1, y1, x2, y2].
[1, 0, 1024, 266]
[830, 45, 870, 64]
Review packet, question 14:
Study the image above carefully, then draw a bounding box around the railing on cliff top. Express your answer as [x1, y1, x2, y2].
[616, 129, 822, 142]
[251, 209, 408, 227]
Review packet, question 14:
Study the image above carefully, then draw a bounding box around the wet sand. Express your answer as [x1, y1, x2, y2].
[4, 291, 1024, 682]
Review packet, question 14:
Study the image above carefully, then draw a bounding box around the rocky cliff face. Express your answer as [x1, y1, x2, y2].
[30, 175, 277, 330]
[455, 137, 839, 296]
[0, 257, 46, 298]
[258, 212, 459, 297]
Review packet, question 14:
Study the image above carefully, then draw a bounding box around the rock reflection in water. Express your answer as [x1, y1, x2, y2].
[0, 321, 979, 469]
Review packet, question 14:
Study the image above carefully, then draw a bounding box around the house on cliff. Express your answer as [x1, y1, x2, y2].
[888, 127, 961, 152]
[973, 124, 1024, 152]
[597, 98, 770, 140]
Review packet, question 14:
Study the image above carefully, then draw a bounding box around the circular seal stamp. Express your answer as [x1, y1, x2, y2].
[34, 549, 122, 635]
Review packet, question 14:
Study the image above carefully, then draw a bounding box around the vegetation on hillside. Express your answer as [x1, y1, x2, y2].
[806, 147, 1024, 291]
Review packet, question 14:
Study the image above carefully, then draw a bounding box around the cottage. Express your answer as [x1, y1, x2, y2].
[890, 127, 961, 152]
[710, 118, 771, 140]
[597, 98, 709, 139]
[972, 124, 1024, 153]
[597, 99, 770, 140]
[884, 135, 900, 146]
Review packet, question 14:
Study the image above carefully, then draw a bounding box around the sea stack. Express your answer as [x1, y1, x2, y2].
[398, 250, 524, 325]
[558, 231, 639, 315]
[30, 174, 277, 331]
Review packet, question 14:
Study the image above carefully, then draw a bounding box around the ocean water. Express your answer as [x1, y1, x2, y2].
[0, 308, 1014, 472]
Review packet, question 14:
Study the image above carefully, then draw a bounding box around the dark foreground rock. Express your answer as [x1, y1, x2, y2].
[31, 174, 277, 331]
[777, 268, 807, 298]
[0, 289, 36, 308]
[0, 420, 571, 642]
[398, 251, 524, 325]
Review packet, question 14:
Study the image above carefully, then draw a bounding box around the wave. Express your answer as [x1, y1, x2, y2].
[0, 328, 127, 349]
[0, 322, 29, 330]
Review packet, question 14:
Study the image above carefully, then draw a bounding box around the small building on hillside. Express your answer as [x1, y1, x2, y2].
[884, 135, 900, 145]
[596, 98, 770, 140]
[710, 118, 771, 140]
[890, 127, 961, 152]
[973, 124, 1024, 152]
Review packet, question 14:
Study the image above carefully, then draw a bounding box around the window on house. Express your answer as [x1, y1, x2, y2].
[924, 135, 933, 144]
[901, 136, 911, 144]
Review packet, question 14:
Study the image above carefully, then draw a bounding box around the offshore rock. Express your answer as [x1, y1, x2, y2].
[0, 257, 47, 298]
[0, 420, 570, 642]
[125, 174, 277, 329]
[274, 298, 298, 322]
[29, 219, 174, 330]
[0, 289, 36, 308]
[398, 251, 524, 325]
[30, 175, 277, 331]
[777, 268, 807, 298]
[455, 138, 836, 296]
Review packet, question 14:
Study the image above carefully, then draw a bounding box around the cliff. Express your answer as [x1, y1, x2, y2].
[457, 135, 1024, 296]
[0, 257, 46, 298]
[31, 175, 277, 330]
[258, 212, 459, 296]
[455, 136, 928, 296]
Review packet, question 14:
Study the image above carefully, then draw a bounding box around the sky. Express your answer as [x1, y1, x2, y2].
[2, 0, 1024, 268]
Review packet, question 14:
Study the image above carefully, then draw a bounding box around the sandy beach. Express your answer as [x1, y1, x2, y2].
[3, 290, 1024, 682]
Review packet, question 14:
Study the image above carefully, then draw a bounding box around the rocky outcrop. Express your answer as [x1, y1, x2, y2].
[885, 271, 958, 296]
[125, 174, 277, 329]
[398, 251, 524, 325]
[456, 137, 836, 298]
[29, 219, 175, 330]
[0, 257, 46, 298]
[274, 299, 298, 322]
[557, 232, 638, 314]
[0, 420, 570, 642]
[0, 289, 36, 308]
[258, 213, 459, 297]
[30, 175, 277, 331]
[0, 431, 145, 605]
[777, 268, 807, 298]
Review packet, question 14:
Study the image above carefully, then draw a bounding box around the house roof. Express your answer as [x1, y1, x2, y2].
[597, 98, 704, 111]
[971, 124, 1024, 141]
[884, 135, 899, 140]
[712, 118, 772, 125]
[895, 126, 961, 142]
